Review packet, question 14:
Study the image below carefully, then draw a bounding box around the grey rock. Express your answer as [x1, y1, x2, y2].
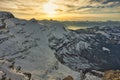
[0, 11, 15, 19]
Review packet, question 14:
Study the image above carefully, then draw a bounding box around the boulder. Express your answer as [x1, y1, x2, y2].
[103, 70, 120, 80]
[63, 75, 74, 80]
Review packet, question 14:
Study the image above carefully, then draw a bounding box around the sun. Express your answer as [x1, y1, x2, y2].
[43, 2, 58, 16]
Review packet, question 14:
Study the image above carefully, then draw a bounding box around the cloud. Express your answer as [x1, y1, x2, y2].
[0, 0, 119, 20]
[54, 0, 120, 14]
[103, 0, 120, 4]
[0, 0, 48, 19]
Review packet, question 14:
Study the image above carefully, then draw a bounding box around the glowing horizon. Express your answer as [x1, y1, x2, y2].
[0, 0, 120, 21]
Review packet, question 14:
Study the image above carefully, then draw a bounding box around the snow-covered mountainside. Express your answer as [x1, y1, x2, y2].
[0, 11, 120, 80]
[50, 25, 120, 70]
[0, 12, 81, 80]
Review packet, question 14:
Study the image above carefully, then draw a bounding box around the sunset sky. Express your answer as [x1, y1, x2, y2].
[0, 0, 120, 21]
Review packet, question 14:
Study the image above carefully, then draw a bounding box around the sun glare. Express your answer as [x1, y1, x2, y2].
[43, 1, 58, 16]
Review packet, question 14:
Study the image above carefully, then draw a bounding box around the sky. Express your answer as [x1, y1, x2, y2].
[0, 0, 120, 21]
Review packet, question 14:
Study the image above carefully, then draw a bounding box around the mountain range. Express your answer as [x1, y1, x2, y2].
[0, 11, 120, 80]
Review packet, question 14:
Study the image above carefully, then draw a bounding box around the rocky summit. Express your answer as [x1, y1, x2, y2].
[0, 11, 14, 19]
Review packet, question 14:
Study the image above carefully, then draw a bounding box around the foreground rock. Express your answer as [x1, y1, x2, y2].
[103, 70, 120, 80]
[0, 59, 31, 80]
[63, 75, 74, 80]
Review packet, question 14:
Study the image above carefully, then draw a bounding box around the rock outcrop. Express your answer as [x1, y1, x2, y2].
[0, 59, 32, 80]
[103, 70, 120, 80]
[0, 11, 15, 19]
[63, 75, 74, 80]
